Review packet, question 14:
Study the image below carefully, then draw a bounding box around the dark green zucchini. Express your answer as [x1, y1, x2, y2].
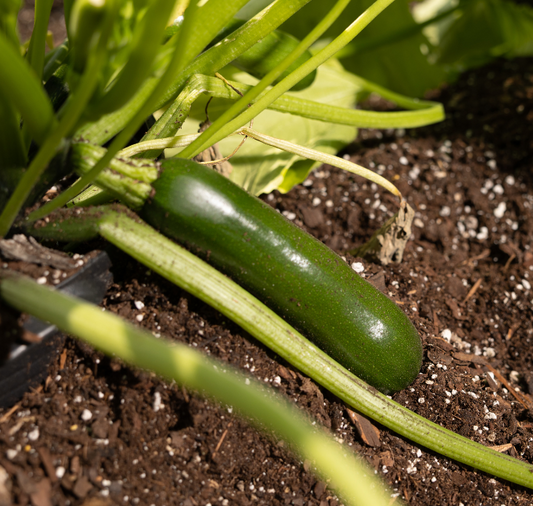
[141, 159, 422, 393]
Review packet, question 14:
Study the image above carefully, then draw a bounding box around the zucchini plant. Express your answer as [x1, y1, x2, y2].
[1, 0, 532, 504]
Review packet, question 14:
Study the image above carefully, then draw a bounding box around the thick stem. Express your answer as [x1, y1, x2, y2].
[0, 271, 394, 506]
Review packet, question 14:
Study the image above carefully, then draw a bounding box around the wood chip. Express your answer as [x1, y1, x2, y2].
[432, 309, 441, 336]
[30, 477, 52, 506]
[346, 409, 381, 447]
[506, 322, 521, 341]
[452, 352, 487, 365]
[80, 498, 116, 506]
[72, 476, 93, 499]
[16, 469, 36, 495]
[379, 450, 394, 468]
[0, 465, 12, 506]
[59, 348, 68, 370]
[484, 363, 533, 410]
[428, 349, 453, 366]
[445, 298, 468, 320]
[488, 443, 513, 453]
[462, 278, 482, 305]
[0, 402, 21, 424]
[37, 447, 57, 483]
[367, 271, 386, 293]
[0, 235, 76, 269]
[460, 248, 490, 267]
[349, 200, 414, 265]
[21, 330, 42, 344]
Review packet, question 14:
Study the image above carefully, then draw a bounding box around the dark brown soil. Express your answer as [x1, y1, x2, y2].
[17, 0, 66, 45]
[3, 14, 533, 504]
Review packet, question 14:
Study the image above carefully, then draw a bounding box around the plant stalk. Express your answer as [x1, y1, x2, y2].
[179, 0, 398, 159]
[0, 270, 395, 506]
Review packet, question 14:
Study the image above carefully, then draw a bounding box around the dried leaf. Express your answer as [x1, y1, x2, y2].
[346, 409, 381, 447]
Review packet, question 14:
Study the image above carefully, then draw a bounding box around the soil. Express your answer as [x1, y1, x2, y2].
[3, 9, 533, 505]
[17, 1, 66, 46]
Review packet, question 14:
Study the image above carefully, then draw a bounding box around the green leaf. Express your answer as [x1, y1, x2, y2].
[0, 0, 22, 48]
[0, 31, 56, 147]
[435, 0, 533, 66]
[180, 60, 361, 195]
[280, 0, 446, 98]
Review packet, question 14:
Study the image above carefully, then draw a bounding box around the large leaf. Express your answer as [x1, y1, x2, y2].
[433, 0, 533, 67]
[279, 0, 446, 98]
[180, 60, 363, 195]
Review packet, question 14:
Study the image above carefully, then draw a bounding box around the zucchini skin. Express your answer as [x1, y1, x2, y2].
[142, 159, 422, 393]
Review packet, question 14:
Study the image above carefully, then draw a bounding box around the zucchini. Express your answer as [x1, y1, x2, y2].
[141, 159, 422, 393]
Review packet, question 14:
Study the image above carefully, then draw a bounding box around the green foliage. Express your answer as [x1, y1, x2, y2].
[431, 0, 533, 67]
[279, 0, 446, 97]
[0, 0, 22, 48]
[183, 61, 361, 194]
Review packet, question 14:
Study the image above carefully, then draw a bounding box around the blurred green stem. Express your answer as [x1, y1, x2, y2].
[0, 31, 56, 147]
[0, 0, 22, 48]
[0, 94, 27, 169]
[0, 0, 118, 237]
[26, 0, 252, 223]
[77, 0, 313, 146]
[0, 271, 395, 506]
[26, 0, 54, 79]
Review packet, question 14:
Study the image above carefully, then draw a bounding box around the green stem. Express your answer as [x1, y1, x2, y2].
[0, 94, 27, 169]
[22, 0, 54, 151]
[67, 0, 112, 75]
[0, 31, 56, 146]
[179, 0, 397, 159]
[26, 0, 252, 222]
[0, 0, 20, 48]
[146, 0, 352, 158]
[77, 0, 313, 146]
[72, 142, 159, 183]
[43, 41, 69, 82]
[86, 0, 176, 118]
[272, 88, 444, 127]
[28, 206, 533, 490]
[0, 271, 394, 506]
[136, 74, 223, 159]
[0, 2, 118, 237]
[239, 127, 401, 198]
[26, 0, 54, 79]
[136, 73, 443, 161]
[119, 134, 200, 158]
[68, 142, 156, 209]
[67, 185, 113, 208]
